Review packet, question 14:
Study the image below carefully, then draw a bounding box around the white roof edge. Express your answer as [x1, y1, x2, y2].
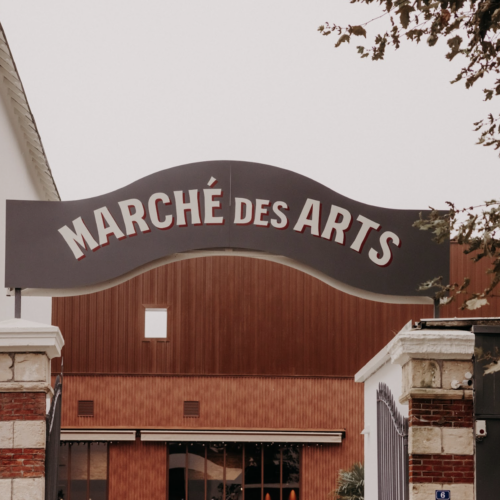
[354, 345, 391, 383]
[0, 23, 60, 202]
[355, 319, 413, 383]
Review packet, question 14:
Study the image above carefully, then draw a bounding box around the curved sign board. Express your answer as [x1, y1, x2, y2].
[5, 161, 449, 303]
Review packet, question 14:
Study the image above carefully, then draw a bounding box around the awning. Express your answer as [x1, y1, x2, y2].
[140, 429, 343, 444]
[61, 430, 136, 441]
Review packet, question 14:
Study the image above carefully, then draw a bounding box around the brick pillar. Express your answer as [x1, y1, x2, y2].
[388, 329, 475, 500]
[0, 318, 64, 500]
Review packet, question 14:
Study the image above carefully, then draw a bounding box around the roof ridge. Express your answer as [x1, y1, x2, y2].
[0, 22, 60, 201]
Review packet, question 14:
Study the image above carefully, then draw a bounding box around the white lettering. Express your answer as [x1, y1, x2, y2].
[293, 199, 321, 236]
[94, 207, 126, 246]
[254, 199, 270, 227]
[203, 188, 224, 225]
[58, 217, 99, 260]
[118, 199, 150, 236]
[174, 190, 202, 227]
[234, 198, 253, 225]
[350, 215, 380, 253]
[321, 205, 352, 244]
[369, 231, 401, 267]
[148, 193, 174, 230]
[270, 201, 289, 229]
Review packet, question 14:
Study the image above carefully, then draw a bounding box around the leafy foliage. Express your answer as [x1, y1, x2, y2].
[330, 462, 364, 500]
[318, 0, 500, 153]
[320, 1, 500, 310]
[413, 201, 500, 309]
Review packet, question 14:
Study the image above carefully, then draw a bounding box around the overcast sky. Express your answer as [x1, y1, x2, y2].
[0, 1, 498, 210]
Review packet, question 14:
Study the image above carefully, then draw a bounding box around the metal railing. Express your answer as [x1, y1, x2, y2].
[45, 374, 62, 500]
[377, 382, 409, 500]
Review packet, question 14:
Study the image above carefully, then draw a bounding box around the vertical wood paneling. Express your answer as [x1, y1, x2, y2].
[61, 375, 362, 432]
[52, 248, 499, 377]
[108, 440, 166, 500]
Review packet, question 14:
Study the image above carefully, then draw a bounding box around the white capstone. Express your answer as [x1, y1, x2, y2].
[14, 353, 48, 382]
[12, 477, 44, 500]
[408, 426, 441, 455]
[0, 479, 12, 500]
[0, 354, 13, 381]
[0, 318, 64, 359]
[13, 420, 45, 449]
[442, 427, 473, 455]
[0, 421, 14, 448]
[389, 330, 475, 366]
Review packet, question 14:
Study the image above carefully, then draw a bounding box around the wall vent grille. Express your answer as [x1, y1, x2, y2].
[78, 400, 94, 417]
[184, 401, 200, 418]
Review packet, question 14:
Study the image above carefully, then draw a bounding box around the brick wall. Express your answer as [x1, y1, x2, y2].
[410, 399, 473, 429]
[0, 448, 45, 479]
[0, 352, 51, 500]
[409, 454, 474, 484]
[0, 392, 46, 481]
[0, 393, 46, 421]
[408, 397, 474, 485]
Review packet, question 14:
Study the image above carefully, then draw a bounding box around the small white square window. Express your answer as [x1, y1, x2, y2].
[145, 308, 167, 338]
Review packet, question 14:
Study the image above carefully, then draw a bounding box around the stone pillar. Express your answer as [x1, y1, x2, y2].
[388, 329, 475, 500]
[0, 318, 64, 500]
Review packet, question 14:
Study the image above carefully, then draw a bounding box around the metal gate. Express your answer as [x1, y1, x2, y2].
[45, 375, 62, 500]
[473, 325, 500, 500]
[377, 382, 409, 500]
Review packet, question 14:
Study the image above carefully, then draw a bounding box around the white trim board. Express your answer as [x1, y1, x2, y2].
[61, 429, 136, 441]
[140, 429, 343, 444]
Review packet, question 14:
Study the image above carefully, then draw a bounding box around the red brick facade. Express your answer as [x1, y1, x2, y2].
[408, 397, 474, 485]
[0, 448, 45, 479]
[409, 399, 473, 428]
[0, 392, 46, 421]
[409, 454, 474, 484]
[0, 392, 46, 479]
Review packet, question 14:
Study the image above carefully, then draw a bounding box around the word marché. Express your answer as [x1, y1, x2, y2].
[59, 188, 401, 267]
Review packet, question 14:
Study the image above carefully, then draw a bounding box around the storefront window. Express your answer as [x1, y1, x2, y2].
[89, 443, 108, 500]
[168, 443, 299, 500]
[263, 445, 280, 500]
[70, 444, 88, 500]
[58, 443, 108, 500]
[206, 445, 224, 500]
[188, 444, 206, 499]
[225, 444, 243, 500]
[282, 447, 300, 500]
[244, 444, 262, 500]
[169, 443, 186, 500]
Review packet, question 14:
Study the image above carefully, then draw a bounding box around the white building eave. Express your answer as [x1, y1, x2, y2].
[0, 23, 60, 202]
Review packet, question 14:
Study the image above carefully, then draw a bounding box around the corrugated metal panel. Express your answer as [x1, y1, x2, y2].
[60, 375, 363, 434]
[52, 249, 500, 377]
[446, 242, 500, 317]
[108, 440, 167, 500]
[301, 443, 364, 500]
[52, 256, 434, 376]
